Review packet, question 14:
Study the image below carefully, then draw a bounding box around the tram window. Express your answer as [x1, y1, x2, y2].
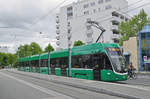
[51, 59, 56, 68]
[60, 57, 68, 68]
[91, 54, 103, 69]
[103, 55, 112, 70]
[41, 59, 48, 67]
[72, 55, 92, 68]
[31, 61, 34, 66]
[21, 62, 24, 67]
[31, 60, 39, 67]
[25, 61, 28, 67]
[23, 62, 25, 67]
[82, 55, 91, 68]
[35, 60, 39, 67]
[55, 59, 60, 68]
[72, 56, 82, 68]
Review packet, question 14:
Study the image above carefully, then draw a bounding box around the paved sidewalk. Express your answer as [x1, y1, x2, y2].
[138, 72, 150, 76]
[5, 69, 150, 99]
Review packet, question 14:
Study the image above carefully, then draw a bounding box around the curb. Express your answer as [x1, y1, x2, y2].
[7, 70, 140, 99]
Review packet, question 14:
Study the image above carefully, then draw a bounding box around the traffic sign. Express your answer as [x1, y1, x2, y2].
[144, 56, 147, 61]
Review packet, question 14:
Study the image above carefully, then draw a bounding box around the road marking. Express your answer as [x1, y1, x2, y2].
[0, 72, 74, 99]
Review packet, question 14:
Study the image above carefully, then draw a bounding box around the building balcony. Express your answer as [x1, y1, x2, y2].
[86, 29, 93, 35]
[56, 41, 60, 46]
[67, 33, 72, 39]
[56, 30, 60, 34]
[112, 34, 120, 40]
[56, 35, 60, 40]
[111, 25, 118, 31]
[56, 18, 59, 23]
[56, 24, 60, 28]
[86, 38, 93, 43]
[67, 26, 72, 30]
[111, 16, 121, 23]
[68, 41, 72, 47]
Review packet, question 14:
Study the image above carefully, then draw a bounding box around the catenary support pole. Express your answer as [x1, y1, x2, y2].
[48, 52, 50, 75]
[68, 48, 72, 77]
[39, 54, 41, 73]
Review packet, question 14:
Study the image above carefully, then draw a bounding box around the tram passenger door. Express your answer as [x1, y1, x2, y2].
[61, 58, 68, 76]
[51, 65, 55, 75]
[93, 53, 103, 81]
[61, 66, 67, 76]
[93, 67, 101, 81]
[50, 59, 56, 75]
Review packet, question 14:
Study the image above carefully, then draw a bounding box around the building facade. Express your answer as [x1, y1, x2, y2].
[139, 25, 150, 71]
[0, 45, 9, 53]
[123, 37, 139, 71]
[56, 0, 129, 49]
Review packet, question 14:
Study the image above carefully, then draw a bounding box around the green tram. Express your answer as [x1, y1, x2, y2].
[18, 43, 128, 82]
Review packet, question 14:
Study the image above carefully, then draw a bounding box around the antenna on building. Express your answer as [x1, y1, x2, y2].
[86, 20, 106, 43]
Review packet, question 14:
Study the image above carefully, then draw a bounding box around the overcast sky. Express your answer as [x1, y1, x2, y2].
[0, 0, 150, 53]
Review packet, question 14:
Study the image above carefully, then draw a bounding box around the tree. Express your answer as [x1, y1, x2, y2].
[17, 44, 30, 57]
[119, 9, 149, 45]
[8, 53, 17, 67]
[44, 43, 54, 53]
[29, 42, 43, 55]
[16, 42, 43, 57]
[73, 40, 84, 47]
[0, 52, 17, 68]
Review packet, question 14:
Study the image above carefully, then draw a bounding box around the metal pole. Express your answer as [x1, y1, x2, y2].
[39, 54, 41, 73]
[17, 52, 19, 70]
[48, 51, 50, 75]
[68, 48, 72, 77]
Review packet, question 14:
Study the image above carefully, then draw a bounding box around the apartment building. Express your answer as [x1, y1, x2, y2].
[0, 45, 9, 53]
[56, 0, 129, 49]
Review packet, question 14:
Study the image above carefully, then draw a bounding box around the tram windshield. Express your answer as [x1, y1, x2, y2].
[106, 48, 127, 73]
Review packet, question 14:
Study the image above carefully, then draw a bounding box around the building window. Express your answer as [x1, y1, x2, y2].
[91, 2, 95, 6]
[105, 0, 111, 2]
[84, 11, 89, 15]
[120, 15, 124, 20]
[114, 39, 119, 43]
[67, 6, 73, 11]
[112, 11, 119, 17]
[112, 21, 119, 25]
[113, 29, 119, 34]
[98, 0, 103, 4]
[67, 6, 73, 19]
[105, 5, 112, 10]
[56, 25, 59, 29]
[125, 17, 129, 21]
[83, 4, 89, 9]
[93, 9, 96, 13]
[98, 8, 101, 12]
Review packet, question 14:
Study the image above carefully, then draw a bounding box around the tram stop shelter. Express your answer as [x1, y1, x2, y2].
[139, 25, 150, 71]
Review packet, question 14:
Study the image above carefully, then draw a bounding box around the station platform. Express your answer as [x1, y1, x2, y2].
[5, 69, 150, 99]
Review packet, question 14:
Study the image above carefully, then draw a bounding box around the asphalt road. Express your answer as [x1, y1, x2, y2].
[0, 70, 124, 99]
[117, 74, 150, 87]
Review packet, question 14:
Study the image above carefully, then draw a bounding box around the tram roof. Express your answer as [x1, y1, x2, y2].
[18, 43, 119, 62]
[72, 43, 119, 56]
